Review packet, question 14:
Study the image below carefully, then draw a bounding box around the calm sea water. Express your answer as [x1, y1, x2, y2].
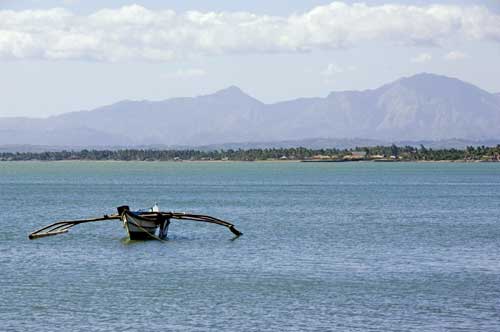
[1, 161, 499, 331]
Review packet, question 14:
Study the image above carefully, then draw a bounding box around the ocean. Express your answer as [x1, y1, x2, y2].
[1, 161, 499, 331]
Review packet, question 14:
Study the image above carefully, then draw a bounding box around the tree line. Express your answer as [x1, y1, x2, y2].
[0, 145, 499, 161]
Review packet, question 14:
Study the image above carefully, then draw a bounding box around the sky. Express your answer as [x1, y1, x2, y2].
[0, 0, 499, 118]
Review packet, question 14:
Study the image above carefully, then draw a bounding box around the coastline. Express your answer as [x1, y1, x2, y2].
[2, 145, 498, 163]
[0, 159, 496, 163]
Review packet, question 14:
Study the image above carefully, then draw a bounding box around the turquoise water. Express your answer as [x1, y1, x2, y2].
[1, 161, 500, 331]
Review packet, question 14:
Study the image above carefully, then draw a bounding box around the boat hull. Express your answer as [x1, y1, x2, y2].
[122, 212, 158, 240]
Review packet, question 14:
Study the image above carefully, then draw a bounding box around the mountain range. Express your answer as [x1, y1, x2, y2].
[1, 73, 499, 148]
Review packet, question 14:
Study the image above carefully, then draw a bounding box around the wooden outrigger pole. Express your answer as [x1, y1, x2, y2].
[28, 214, 121, 239]
[28, 206, 242, 241]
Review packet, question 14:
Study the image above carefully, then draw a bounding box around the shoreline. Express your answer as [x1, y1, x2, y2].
[2, 145, 498, 163]
[0, 159, 496, 163]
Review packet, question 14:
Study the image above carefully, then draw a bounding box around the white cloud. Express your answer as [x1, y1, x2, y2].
[411, 53, 432, 63]
[322, 63, 356, 78]
[0, 2, 499, 62]
[444, 50, 468, 60]
[170, 68, 206, 78]
[322, 63, 344, 77]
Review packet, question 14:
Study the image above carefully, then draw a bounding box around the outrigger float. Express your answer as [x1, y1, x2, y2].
[28, 204, 242, 241]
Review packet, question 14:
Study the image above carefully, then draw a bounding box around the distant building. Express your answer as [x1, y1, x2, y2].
[312, 154, 332, 160]
[351, 151, 367, 158]
[371, 154, 384, 159]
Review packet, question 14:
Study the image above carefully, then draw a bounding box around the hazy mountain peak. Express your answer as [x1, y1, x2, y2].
[396, 72, 477, 90]
[205, 85, 263, 106]
[213, 85, 246, 96]
[380, 72, 493, 104]
[404, 72, 445, 79]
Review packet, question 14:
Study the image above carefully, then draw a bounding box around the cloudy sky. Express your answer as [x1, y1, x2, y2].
[1, 0, 499, 117]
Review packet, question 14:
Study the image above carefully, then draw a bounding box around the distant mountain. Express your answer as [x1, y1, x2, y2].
[196, 138, 500, 150]
[1, 73, 499, 147]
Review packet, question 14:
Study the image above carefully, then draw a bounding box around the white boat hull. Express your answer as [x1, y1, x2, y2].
[122, 212, 158, 240]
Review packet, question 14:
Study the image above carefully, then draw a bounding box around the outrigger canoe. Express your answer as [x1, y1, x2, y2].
[28, 204, 242, 241]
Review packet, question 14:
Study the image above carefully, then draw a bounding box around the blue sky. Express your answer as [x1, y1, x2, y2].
[1, 0, 499, 117]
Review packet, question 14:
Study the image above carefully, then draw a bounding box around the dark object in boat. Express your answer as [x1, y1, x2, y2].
[28, 204, 242, 241]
